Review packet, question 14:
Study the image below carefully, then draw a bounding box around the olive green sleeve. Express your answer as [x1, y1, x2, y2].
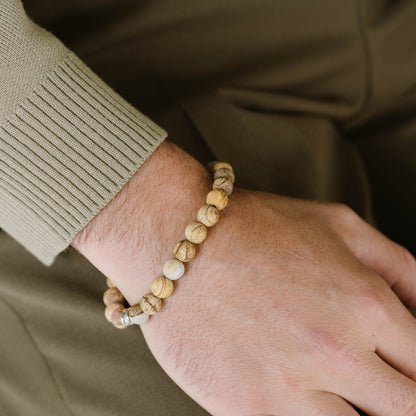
[0, 0, 167, 266]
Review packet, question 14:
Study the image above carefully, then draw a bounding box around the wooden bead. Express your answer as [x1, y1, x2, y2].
[151, 275, 175, 298]
[185, 221, 207, 244]
[206, 189, 228, 210]
[213, 167, 235, 184]
[197, 204, 219, 227]
[212, 176, 233, 195]
[163, 258, 185, 280]
[103, 287, 124, 306]
[208, 161, 233, 173]
[140, 293, 163, 315]
[106, 278, 115, 288]
[174, 240, 196, 262]
[105, 303, 124, 322]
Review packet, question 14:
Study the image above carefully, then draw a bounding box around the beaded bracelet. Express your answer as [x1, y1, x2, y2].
[103, 161, 235, 328]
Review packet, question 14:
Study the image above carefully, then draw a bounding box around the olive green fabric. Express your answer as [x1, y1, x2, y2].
[1, 0, 416, 414]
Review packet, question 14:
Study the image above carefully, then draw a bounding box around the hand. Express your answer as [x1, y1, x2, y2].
[72, 141, 416, 416]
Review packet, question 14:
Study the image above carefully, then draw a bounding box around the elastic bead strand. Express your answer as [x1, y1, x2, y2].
[103, 160, 235, 328]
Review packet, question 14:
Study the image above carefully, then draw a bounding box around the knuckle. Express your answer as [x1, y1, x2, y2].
[397, 244, 416, 270]
[360, 282, 387, 310]
[356, 282, 393, 322]
[331, 202, 359, 224]
[305, 327, 361, 371]
[321, 202, 362, 232]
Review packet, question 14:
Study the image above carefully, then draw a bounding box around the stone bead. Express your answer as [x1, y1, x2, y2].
[106, 278, 115, 288]
[174, 240, 197, 262]
[128, 303, 144, 318]
[103, 287, 124, 306]
[212, 176, 234, 195]
[213, 167, 235, 184]
[163, 258, 185, 280]
[151, 275, 175, 298]
[140, 293, 163, 315]
[185, 221, 207, 244]
[208, 161, 233, 173]
[206, 189, 228, 210]
[105, 302, 124, 322]
[197, 204, 219, 227]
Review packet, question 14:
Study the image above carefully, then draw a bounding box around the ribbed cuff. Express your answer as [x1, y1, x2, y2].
[0, 52, 167, 266]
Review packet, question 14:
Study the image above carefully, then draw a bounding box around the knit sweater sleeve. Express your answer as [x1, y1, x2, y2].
[0, 0, 167, 266]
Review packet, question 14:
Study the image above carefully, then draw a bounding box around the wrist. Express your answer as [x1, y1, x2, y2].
[71, 140, 211, 304]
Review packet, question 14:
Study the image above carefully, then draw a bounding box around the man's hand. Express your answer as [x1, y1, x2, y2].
[72, 140, 416, 416]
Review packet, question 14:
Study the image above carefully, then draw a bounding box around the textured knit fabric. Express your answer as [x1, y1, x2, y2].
[0, 0, 167, 266]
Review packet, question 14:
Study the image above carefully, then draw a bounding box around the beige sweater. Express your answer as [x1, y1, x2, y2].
[0, 0, 167, 266]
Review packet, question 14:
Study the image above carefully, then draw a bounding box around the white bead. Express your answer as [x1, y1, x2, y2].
[163, 258, 185, 280]
[130, 312, 150, 325]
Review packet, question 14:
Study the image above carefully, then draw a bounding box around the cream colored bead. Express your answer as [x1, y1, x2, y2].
[185, 221, 207, 244]
[212, 176, 233, 195]
[103, 287, 124, 306]
[163, 258, 185, 280]
[174, 240, 197, 262]
[106, 278, 115, 288]
[105, 303, 124, 322]
[151, 275, 175, 298]
[140, 293, 163, 315]
[206, 189, 228, 210]
[213, 167, 235, 184]
[197, 204, 219, 227]
[130, 311, 150, 325]
[208, 161, 233, 173]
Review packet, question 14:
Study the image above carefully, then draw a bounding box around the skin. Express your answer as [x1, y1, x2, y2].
[72, 140, 416, 416]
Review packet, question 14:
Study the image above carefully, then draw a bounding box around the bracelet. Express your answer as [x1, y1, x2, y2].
[103, 161, 235, 328]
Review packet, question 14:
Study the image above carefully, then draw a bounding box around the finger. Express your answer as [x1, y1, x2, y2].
[372, 293, 416, 382]
[339, 211, 416, 308]
[332, 353, 416, 416]
[296, 390, 360, 416]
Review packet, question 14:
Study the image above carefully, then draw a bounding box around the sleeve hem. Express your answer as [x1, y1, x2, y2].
[0, 52, 168, 266]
